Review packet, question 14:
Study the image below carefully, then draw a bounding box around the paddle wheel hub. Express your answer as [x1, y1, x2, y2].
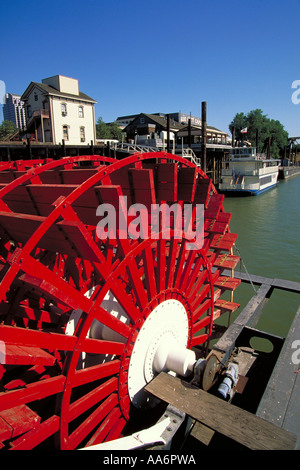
[127, 298, 195, 409]
[0, 152, 241, 449]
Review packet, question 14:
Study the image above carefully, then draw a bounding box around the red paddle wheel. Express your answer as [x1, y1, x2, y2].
[0, 152, 240, 449]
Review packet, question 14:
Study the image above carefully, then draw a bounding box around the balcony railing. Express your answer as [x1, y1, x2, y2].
[26, 109, 50, 128]
[32, 109, 50, 118]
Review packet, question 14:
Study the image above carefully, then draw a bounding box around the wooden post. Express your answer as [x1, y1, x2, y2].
[201, 101, 207, 173]
[6, 146, 11, 162]
[167, 114, 170, 153]
[231, 126, 235, 148]
[188, 118, 192, 149]
[27, 138, 32, 159]
[62, 139, 66, 157]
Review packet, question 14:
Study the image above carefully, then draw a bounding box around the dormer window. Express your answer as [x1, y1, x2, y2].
[61, 103, 67, 117]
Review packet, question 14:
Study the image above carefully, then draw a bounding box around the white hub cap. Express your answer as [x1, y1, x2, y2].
[128, 299, 196, 408]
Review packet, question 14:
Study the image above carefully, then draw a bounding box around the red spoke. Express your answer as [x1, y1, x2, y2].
[192, 298, 212, 322]
[156, 238, 166, 291]
[104, 408, 125, 442]
[66, 393, 118, 449]
[86, 406, 124, 447]
[142, 245, 157, 301]
[174, 241, 188, 289]
[107, 281, 141, 323]
[17, 255, 93, 312]
[166, 238, 178, 288]
[191, 333, 209, 347]
[118, 238, 148, 311]
[81, 337, 125, 356]
[68, 377, 118, 423]
[92, 305, 132, 339]
[72, 360, 120, 388]
[184, 254, 205, 298]
[178, 249, 197, 292]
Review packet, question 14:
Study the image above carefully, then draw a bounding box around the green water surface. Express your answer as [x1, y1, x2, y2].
[221, 176, 300, 337]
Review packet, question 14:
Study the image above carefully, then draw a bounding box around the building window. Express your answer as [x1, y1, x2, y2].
[78, 106, 84, 118]
[27, 105, 32, 118]
[62, 125, 69, 141]
[61, 103, 67, 116]
[34, 93, 38, 101]
[80, 126, 85, 142]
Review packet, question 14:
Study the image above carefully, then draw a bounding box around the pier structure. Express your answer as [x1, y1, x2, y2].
[146, 270, 300, 451]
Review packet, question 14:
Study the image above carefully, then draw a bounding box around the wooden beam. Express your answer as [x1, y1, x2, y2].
[213, 283, 273, 356]
[146, 372, 297, 450]
[221, 269, 300, 294]
[256, 305, 300, 435]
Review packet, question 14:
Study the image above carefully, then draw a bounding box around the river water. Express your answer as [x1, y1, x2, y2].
[221, 175, 300, 338]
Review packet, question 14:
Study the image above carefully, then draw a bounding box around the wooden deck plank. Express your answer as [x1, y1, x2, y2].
[256, 304, 300, 448]
[146, 372, 297, 450]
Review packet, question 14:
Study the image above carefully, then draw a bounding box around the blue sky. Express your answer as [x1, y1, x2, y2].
[1, 0, 300, 137]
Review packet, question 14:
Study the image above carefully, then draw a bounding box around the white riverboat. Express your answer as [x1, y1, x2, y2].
[219, 146, 280, 195]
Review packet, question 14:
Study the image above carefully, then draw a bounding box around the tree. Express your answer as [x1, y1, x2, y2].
[96, 117, 122, 141]
[107, 121, 123, 141]
[229, 109, 288, 157]
[96, 117, 111, 139]
[0, 120, 18, 140]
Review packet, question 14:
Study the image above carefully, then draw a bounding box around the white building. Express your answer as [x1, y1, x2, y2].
[21, 75, 97, 145]
[3, 93, 26, 130]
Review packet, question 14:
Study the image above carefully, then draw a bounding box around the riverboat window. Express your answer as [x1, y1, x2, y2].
[62, 125, 69, 141]
[78, 106, 84, 118]
[61, 103, 67, 116]
[260, 175, 272, 186]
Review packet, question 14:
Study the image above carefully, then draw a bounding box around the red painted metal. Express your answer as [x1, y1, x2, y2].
[0, 151, 239, 449]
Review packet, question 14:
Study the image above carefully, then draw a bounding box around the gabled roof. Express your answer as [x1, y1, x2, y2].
[21, 81, 96, 103]
[143, 113, 183, 130]
[123, 113, 184, 132]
